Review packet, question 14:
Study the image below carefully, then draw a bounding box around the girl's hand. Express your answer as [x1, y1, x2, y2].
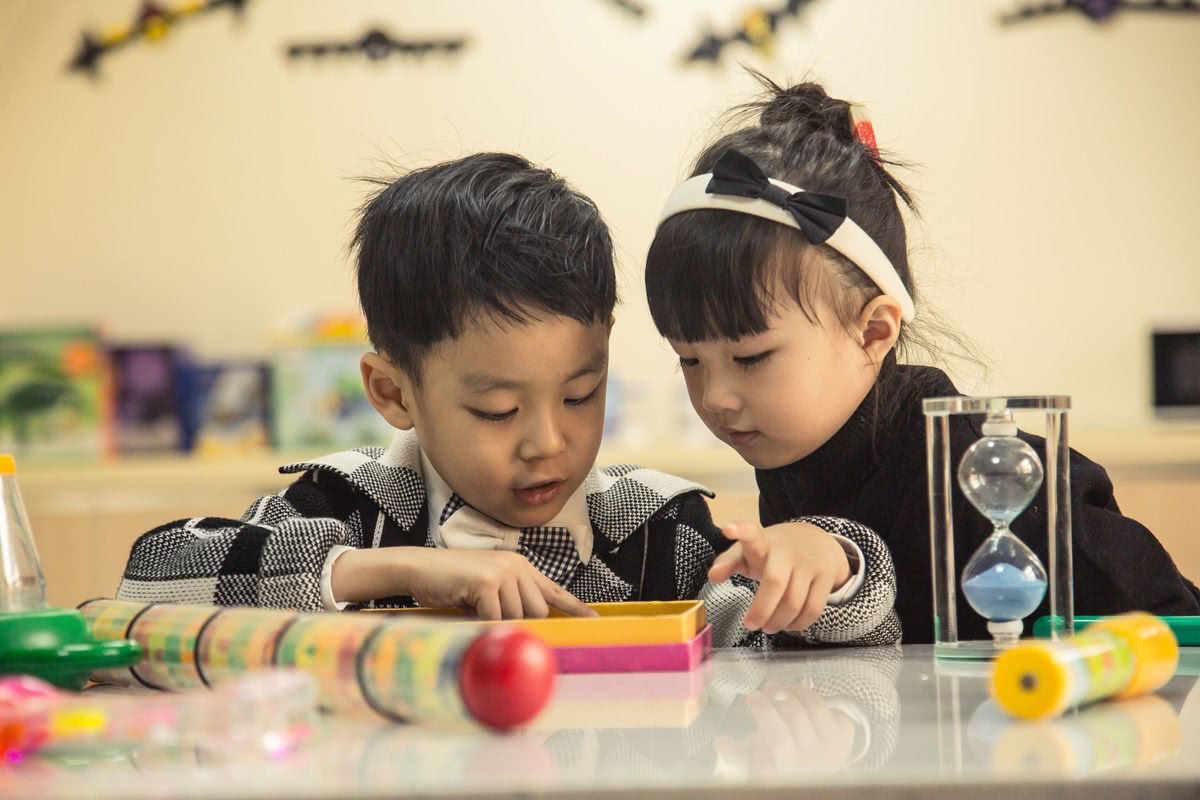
[708, 521, 852, 634]
[712, 681, 857, 778]
[332, 547, 598, 620]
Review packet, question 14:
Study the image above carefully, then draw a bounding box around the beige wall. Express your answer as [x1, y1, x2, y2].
[2, 0, 1198, 431]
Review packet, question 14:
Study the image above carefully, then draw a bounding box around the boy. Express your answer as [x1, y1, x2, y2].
[117, 153, 900, 647]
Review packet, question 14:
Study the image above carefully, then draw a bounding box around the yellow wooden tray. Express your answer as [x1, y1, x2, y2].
[363, 600, 705, 647]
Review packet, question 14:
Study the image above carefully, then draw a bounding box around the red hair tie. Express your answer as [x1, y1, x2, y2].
[849, 103, 879, 161]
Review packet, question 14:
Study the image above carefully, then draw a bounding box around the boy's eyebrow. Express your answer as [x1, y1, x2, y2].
[461, 351, 608, 394]
[567, 350, 608, 381]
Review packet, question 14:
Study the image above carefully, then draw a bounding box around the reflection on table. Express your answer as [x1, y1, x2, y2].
[4, 645, 1197, 799]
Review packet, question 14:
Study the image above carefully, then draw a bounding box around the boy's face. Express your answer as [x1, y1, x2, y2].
[668, 292, 880, 470]
[385, 313, 610, 529]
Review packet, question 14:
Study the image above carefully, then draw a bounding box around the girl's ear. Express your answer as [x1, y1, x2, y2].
[361, 352, 418, 430]
[856, 295, 903, 369]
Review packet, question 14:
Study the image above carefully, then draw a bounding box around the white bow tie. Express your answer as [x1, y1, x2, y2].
[421, 453, 594, 586]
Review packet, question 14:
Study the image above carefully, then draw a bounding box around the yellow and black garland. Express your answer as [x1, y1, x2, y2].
[685, 0, 819, 64]
[69, 0, 247, 77]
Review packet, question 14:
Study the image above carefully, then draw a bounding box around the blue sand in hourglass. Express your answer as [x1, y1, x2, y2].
[961, 563, 1048, 622]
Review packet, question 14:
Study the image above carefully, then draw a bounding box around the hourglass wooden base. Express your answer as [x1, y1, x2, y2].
[923, 396, 1075, 661]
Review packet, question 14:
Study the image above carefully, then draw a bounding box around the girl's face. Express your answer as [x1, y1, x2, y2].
[669, 292, 889, 470]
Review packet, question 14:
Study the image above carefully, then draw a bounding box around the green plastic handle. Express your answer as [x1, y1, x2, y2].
[1033, 615, 1200, 645]
[58, 639, 142, 669]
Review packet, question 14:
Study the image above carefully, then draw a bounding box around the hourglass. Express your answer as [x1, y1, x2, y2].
[923, 396, 1074, 660]
[958, 411, 1047, 646]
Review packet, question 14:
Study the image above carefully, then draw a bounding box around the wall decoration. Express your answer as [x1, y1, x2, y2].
[68, 0, 248, 77]
[999, 0, 1200, 25]
[601, 0, 648, 19]
[285, 27, 467, 62]
[684, 0, 819, 64]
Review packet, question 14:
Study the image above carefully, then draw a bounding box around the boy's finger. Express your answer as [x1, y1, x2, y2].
[707, 543, 745, 583]
[537, 573, 599, 617]
[517, 575, 550, 619]
[474, 592, 503, 621]
[498, 582, 524, 619]
[743, 564, 789, 631]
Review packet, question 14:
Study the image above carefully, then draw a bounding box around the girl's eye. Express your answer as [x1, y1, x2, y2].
[469, 408, 517, 422]
[678, 357, 699, 368]
[734, 351, 773, 368]
[565, 385, 601, 407]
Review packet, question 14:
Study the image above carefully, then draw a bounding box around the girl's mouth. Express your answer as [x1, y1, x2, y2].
[723, 429, 760, 446]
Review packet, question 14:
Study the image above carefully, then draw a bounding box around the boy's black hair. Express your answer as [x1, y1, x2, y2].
[353, 152, 617, 378]
[646, 73, 975, 434]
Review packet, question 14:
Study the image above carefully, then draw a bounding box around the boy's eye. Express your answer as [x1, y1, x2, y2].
[678, 357, 699, 368]
[733, 351, 773, 368]
[565, 384, 601, 407]
[468, 408, 517, 422]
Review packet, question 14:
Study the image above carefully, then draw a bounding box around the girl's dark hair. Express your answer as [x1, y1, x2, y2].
[353, 153, 617, 380]
[645, 73, 975, 433]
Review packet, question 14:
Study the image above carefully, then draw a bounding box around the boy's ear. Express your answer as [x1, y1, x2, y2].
[856, 295, 903, 369]
[606, 315, 616, 334]
[361, 352, 417, 430]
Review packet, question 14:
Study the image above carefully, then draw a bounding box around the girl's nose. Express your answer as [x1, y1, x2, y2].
[701, 375, 742, 415]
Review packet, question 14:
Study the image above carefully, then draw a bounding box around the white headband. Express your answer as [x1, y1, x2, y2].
[657, 157, 916, 322]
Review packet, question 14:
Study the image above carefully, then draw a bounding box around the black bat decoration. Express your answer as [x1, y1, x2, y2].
[286, 27, 467, 62]
[602, 0, 648, 19]
[1000, 0, 1200, 24]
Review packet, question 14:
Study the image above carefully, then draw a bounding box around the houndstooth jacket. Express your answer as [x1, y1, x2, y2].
[117, 430, 901, 647]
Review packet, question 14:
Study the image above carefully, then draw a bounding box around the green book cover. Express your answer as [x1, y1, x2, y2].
[0, 326, 112, 461]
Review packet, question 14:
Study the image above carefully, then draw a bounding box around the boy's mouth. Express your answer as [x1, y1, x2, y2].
[513, 479, 565, 506]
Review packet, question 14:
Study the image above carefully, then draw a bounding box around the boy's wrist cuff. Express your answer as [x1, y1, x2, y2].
[321, 545, 355, 611]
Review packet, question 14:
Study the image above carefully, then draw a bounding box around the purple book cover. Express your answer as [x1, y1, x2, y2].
[111, 345, 183, 454]
[553, 624, 712, 674]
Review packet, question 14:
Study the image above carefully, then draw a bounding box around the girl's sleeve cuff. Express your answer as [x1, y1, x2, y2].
[827, 534, 865, 605]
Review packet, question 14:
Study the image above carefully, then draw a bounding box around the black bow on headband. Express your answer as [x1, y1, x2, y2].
[706, 150, 847, 244]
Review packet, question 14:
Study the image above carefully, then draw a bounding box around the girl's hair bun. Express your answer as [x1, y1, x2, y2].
[757, 76, 854, 145]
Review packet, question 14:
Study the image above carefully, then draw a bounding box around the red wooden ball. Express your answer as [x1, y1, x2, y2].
[459, 627, 556, 731]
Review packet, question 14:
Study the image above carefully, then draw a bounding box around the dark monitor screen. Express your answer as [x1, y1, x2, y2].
[1153, 331, 1200, 414]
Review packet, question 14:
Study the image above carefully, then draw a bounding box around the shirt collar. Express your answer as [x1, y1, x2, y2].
[419, 450, 594, 564]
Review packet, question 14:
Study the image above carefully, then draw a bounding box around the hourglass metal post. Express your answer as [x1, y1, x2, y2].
[924, 396, 1074, 659]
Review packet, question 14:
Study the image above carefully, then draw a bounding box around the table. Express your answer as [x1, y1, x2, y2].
[4, 645, 1200, 799]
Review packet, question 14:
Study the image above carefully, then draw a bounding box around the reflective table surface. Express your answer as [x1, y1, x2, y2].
[5, 645, 1200, 799]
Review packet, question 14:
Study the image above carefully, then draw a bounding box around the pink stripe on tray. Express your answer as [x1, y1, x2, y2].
[553, 624, 712, 674]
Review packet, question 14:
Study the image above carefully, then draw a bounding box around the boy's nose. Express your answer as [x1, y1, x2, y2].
[518, 414, 567, 462]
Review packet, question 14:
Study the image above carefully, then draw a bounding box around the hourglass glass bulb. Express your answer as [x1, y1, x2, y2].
[960, 530, 1048, 640]
[958, 412, 1048, 644]
[957, 413, 1044, 526]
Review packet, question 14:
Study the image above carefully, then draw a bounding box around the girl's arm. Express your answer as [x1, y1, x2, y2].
[663, 494, 901, 647]
[698, 520, 901, 649]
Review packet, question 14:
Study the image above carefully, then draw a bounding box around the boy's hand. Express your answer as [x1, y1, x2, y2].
[708, 521, 851, 635]
[332, 547, 598, 620]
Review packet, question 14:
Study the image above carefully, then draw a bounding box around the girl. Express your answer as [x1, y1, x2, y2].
[645, 76, 1200, 644]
